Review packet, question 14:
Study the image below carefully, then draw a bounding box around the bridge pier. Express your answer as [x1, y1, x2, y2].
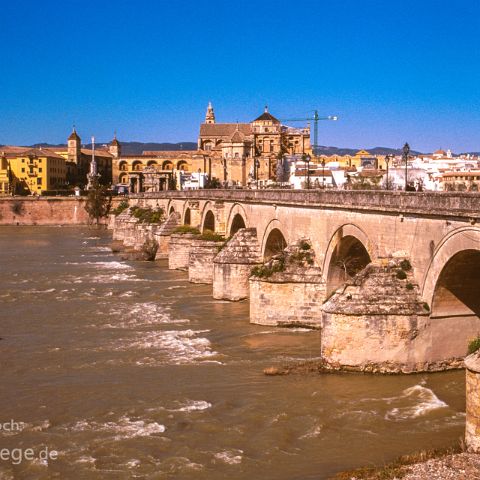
[320, 259, 449, 373]
[188, 238, 225, 284]
[249, 239, 325, 328]
[153, 212, 180, 259]
[168, 233, 198, 270]
[213, 228, 262, 301]
[466, 351, 480, 452]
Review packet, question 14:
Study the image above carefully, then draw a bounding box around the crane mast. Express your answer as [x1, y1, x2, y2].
[280, 110, 338, 156]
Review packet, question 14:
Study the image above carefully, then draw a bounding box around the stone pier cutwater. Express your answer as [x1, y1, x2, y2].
[168, 233, 198, 271]
[213, 228, 262, 301]
[153, 212, 180, 259]
[110, 210, 152, 259]
[189, 238, 225, 284]
[321, 259, 441, 373]
[249, 239, 325, 328]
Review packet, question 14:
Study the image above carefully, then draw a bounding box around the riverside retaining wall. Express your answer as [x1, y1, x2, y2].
[0, 197, 121, 225]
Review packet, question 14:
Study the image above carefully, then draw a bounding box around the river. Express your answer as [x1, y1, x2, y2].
[0, 227, 466, 479]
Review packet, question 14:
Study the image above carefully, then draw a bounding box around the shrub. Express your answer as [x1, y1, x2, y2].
[131, 207, 164, 224]
[299, 240, 311, 251]
[174, 225, 201, 235]
[423, 302, 430, 312]
[468, 336, 480, 355]
[251, 257, 286, 279]
[400, 259, 412, 271]
[396, 269, 407, 280]
[199, 229, 224, 242]
[112, 200, 129, 216]
[406, 282, 414, 290]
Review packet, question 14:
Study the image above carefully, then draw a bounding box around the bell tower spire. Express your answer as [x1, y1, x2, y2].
[205, 101, 215, 124]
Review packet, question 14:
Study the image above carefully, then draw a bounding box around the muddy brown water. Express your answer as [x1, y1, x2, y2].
[0, 227, 466, 479]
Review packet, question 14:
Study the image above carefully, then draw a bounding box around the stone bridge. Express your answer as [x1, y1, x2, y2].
[122, 190, 480, 373]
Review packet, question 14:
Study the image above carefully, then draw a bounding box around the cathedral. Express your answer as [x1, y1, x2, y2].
[112, 104, 312, 191]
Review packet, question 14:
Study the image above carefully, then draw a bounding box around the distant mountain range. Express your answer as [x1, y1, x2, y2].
[2, 142, 476, 156]
[314, 145, 423, 156]
[24, 141, 198, 154]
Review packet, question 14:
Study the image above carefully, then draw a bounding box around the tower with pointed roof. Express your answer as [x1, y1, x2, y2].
[67, 127, 81, 164]
[205, 102, 216, 124]
[109, 133, 121, 158]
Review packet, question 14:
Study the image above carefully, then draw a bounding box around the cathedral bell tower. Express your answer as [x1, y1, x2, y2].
[109, 132, 121, 158]
[67, 127, 81, 164]
[205, 102, 215, 124]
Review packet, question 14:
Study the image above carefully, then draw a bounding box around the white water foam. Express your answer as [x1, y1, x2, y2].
[174, 400, 212, 412]
[300, 423, 323, 439]
[90, 246, 112, 252]
[66, 261, 133, 270]
[385, 384, 448, 421]
[105, 302, 188, 328]
[71, 415, 165, 441]
[92, 273, 145, 283]
[26, 288, 56, 294]
[213, 449, 243, 465]
[103, 329, 217, 364]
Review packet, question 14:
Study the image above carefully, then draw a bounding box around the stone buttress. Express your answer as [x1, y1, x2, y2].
[213, 228, 262, 301]
[249, 240, 325, 328]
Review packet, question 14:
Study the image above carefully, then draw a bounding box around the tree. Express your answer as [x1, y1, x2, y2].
[84, 182, 111, 225]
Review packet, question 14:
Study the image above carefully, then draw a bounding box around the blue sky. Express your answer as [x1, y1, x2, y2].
[1, 0, 480, 152]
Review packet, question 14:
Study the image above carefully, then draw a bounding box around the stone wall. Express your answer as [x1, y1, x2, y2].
[250, 278, 325, 327]
[189, 239, 224, 284]
[466, 352, 480, 452]
[212, 228, 262, 301]
[213, 263, 255, 301]
[168, 234, 197, 270]
[0, 197, 102, 225]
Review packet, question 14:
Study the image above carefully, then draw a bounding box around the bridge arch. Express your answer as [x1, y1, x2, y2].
[202, 210, 215, 232]
[167, 201, 176, 216]
[183, 207, 191, 225]
[199, 201, 216, 233]
[261, 220, 288, 261]
[323, 224, 374, 296]
[226, 203, 249, 236]
[422, 227, 480, 316]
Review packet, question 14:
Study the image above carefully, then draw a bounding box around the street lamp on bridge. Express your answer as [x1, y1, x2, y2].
[403, 143, 410, 192]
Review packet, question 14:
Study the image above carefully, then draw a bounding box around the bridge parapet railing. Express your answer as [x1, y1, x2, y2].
[130, 190, 480, 218]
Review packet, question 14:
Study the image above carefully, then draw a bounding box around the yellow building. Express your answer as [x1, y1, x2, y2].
[0, 147, 67, 195]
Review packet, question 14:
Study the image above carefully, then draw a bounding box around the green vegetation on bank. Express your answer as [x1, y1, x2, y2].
[84, 183, 111, 224]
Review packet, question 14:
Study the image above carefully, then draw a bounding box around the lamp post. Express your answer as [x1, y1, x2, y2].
[385, 154, 392, 190]
[305, 154, 311, 189]
[198, 168, 202, 189]
[403, 143, 410, 192]
[321, 158, 326, 189]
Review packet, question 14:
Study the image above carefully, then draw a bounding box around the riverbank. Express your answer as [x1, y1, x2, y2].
[331, 447, 480, 479]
